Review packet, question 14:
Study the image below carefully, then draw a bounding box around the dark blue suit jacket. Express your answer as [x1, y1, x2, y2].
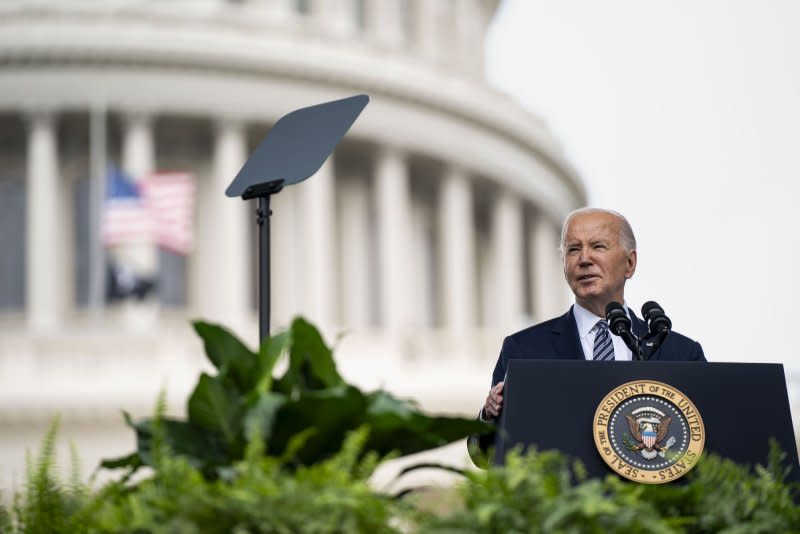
[491, 306, 707, 386]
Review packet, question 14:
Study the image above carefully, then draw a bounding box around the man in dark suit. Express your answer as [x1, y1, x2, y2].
[472, 208, 706, 460]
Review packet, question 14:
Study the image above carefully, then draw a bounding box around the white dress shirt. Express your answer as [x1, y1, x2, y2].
[573, 302, 633, 361]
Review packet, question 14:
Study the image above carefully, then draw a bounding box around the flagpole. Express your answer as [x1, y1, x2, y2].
[88, 96, 107, 320]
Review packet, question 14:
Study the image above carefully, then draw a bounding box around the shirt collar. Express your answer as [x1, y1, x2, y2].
[573, 301, 630, 337]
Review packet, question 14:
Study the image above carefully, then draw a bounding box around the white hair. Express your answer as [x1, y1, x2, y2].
[559, 207, 637, 258]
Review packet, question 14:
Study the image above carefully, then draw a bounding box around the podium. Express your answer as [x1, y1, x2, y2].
[494, 360, 800, 483]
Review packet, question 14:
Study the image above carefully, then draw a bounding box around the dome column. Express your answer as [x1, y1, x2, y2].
[437, 165, 476, 332]
[25, 110, 64, 333]
[487, 189, 524, 329]
[296, 157, 337, 328]
[112, 112, 160, 328]
[195, 118, 251, 331]
[366, 0, 404, 47]
[375, 146, 411, 331]
[337, 173, 372, 329]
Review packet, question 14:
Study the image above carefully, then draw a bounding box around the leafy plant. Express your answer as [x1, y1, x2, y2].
[410, 443, 800, 534]
[410, 448, 674, 534]
[3, 411, 800, 533]
[2, 418, 93, 534]
[0, 503, 9, 532]
[2, 413, 405, 533]
[104, 317, 491, 477]
[88, 427, 404, 533]
[5, 314, 798, 533]
[637, 441, 800, 533]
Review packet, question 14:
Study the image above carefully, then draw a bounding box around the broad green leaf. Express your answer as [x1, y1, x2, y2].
[281, 317, 343, 392]
[99, 452, 141, 470]
[365, 391, 492, 457]
[188, 373, 244, 447]
[122, 410, 136, 429]
[268, 385, 367, 463]
[244, 392, 286, 443]
[110, 317, 498, 480]
[254, 330, 291, 395]
[192, 321, 257, 391]
[371, 415, 491, 458]
[127, 417, 230, 474]
[396, 461, 468, 478]
[366, 391, 415, 419]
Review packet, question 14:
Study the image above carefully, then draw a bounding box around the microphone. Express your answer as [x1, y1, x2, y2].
[605, 301, 631, 335]
[641, 301, 672, 335]
[605, 301, 642, 359]
[639, 301, 672, 358]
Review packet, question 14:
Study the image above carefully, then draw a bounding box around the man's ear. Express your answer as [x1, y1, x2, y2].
[625, 250, 638, 279]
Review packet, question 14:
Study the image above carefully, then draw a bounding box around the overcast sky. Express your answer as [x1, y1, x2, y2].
[486, 0, 800, 369]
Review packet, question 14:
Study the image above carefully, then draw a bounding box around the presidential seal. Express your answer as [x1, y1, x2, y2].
[593, 380, 704, 484]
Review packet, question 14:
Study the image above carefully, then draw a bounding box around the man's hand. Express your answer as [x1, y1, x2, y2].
[482, 381, 505, 421]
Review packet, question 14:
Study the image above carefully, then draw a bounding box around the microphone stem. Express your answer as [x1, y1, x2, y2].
[619, 331, 642, 360]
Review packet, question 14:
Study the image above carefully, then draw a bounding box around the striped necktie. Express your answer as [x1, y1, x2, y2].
[593, 320, 615, 361]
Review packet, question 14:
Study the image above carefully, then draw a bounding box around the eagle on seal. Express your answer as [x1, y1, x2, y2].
[625, 414, 672, 451]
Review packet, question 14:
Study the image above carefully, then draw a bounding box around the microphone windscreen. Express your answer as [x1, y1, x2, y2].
[605, 301, 631, 335]
[641, 301, 664, 322]
[605, 301, 625, 318]
[642, 300, 672, 333]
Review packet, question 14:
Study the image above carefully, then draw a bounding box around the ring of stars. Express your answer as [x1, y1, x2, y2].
[608, 395, 690, 470]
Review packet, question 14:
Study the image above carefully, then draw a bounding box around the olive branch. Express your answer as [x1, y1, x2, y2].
[622, 432, 639, 451]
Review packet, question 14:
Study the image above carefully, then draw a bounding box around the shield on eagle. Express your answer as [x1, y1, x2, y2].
[643, 429, 657, 449]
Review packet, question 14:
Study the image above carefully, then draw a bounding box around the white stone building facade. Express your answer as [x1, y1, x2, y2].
[0, 0, 586, 491]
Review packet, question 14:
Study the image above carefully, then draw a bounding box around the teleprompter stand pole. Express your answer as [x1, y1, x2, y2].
[256, 195, 271, 343]
[244, 180, 282, 344]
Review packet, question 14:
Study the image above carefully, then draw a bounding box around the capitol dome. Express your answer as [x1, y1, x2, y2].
[0, 0, 585, 490]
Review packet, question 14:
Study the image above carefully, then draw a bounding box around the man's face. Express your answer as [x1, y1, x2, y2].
[563, 212, 637, 313]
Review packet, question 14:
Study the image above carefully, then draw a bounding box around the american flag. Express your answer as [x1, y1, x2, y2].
[102, 167, 154, 246]
[139, 172, 196, 255]
[103, 167, 196, 255]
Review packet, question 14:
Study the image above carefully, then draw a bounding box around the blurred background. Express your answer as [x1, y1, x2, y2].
[0, 0, 797, 493]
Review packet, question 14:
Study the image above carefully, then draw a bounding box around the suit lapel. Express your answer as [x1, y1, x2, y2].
[551, 306, 584, 360]
[629, 310, 648, 339]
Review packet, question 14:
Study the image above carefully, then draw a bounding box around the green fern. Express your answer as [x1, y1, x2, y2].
[21, 416, 66, 534]
[0, 497, 11, 533]
[149, 388, 171, 472]
[2, 417, 99, 534]
[67, 441, 83, 497]
[412, 444, 800, 534]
